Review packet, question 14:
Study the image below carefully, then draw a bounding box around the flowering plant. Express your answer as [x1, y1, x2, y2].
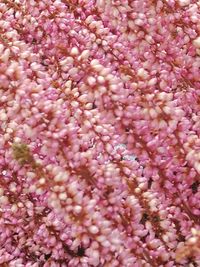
[0, 0, 200, 266]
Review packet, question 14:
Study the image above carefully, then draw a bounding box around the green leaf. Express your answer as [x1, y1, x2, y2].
[12, 143, 33, 165]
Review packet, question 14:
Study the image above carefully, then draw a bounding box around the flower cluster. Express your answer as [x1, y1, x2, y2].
[0, 0, 200, 266]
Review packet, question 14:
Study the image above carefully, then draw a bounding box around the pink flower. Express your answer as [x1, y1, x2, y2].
[0, 0, 200, 266]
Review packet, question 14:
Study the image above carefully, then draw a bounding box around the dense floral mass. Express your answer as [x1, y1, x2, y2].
[0, 0, 200, 266]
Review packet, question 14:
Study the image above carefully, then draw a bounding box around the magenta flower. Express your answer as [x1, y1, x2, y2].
[0, 0, 200, 266]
